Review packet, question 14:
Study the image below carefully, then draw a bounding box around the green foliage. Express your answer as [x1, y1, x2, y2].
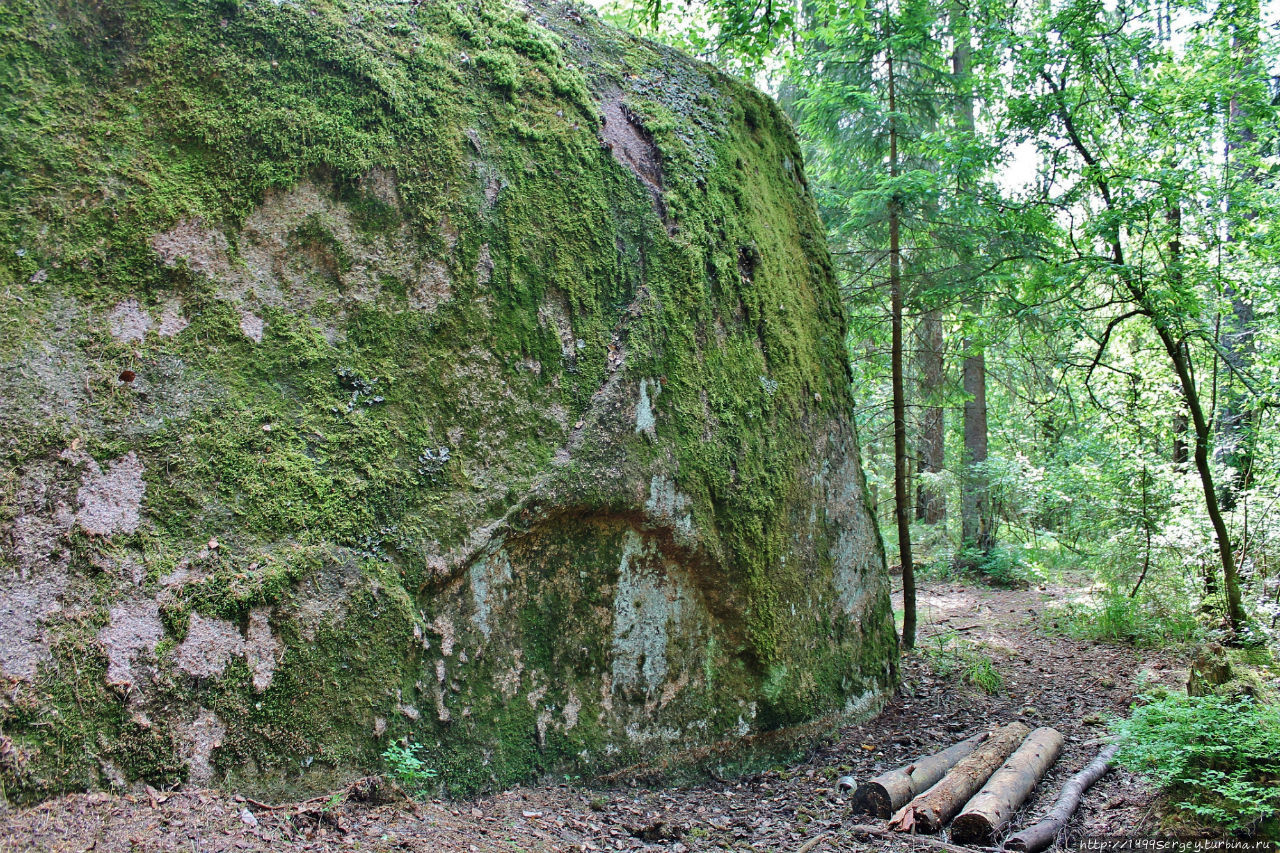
[921, 632, 1003, 695]
[1114, 692, 1280, 834]
[957, 543, 1036, 588]
[962, 656, 1004, 695]
[382, 742, 438, 799]
[599, 0, 1280, 646]
[1048, 587, 1204, 648]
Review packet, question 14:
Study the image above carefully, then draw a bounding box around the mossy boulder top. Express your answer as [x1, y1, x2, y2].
[0, 0, 895, 800]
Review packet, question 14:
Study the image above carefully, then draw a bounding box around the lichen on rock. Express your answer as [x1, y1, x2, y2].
[0, 0, 895, 802]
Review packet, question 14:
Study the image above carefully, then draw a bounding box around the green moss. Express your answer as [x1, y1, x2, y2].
[209, 574, 420, 796]
[1, 617, 186, 803]
[0, 0, 893, 803]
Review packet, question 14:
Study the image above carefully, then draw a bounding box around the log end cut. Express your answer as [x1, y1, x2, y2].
[851, 782, 895, 818]
[951, 811, 997, 845]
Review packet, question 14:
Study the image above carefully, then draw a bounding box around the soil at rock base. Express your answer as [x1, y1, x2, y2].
[0, 578, 1187, 852]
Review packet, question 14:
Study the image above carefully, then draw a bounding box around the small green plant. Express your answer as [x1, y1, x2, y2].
[963, 656, 1004, 695]
[923, 629, 962, 677]
[382, 742, 438, 798]
[921, 633, 1003, 694]
[1113, 691, 1280, 835]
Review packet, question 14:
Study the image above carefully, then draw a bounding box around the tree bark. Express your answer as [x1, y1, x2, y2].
[888, 722, 1031, 835]
[1160, 206, 1243, 629]
[916, 307, 946, 524]
[1168, 210, 1188, 471]
[1003, 744, 1119, 853]
[951, 0, 993, 559]
[1156, 326, 1246, 632]
[851, 733, 989, 818]
[1216, 0, 1260, 508]
[950, 727, 1065, 845]
[1173, 407, 1188, 466]
[888, 39, 916, 652]
[961, 342, 992, 556]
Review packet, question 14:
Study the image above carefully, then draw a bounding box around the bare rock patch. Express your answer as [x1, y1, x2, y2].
[74, 452, 145, 536]
[107, 300, 152, 343]
[149, 219, 231, 278]
[99, 600, 165, 688]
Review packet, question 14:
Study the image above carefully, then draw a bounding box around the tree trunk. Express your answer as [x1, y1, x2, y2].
[851, 733, 989, 818]
[1173, 408, 1188, 466]
[1158, 204, 1244, 632]
[916, 307, 946, 524]
[950, 727, 1064, 845]
[1044, 73, 1246, 636]
[888, 723, 1031, 835]
[961, 344, 992, 556]
[951, 0, 993, 560]
[888, 41, 916, 652]
[1157, 327, 1246, 633]
[1168, 211, 1189, 471]
[1003, 744, 1119, 853]
[1216, 0, 1260, 508]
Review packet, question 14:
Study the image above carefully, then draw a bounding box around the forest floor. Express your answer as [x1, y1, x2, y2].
[0, 576, 1190, 853]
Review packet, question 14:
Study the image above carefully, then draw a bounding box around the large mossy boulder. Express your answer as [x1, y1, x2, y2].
[0, 0, 895, 801]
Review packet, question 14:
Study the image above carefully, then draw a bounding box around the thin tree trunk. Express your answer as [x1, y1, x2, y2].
[1157, 327, 1246, 633]
[1169, 209, 1189, 470]
[951, 0, 993, 559]
[1044, 71, 1246, 636]
[1216, 0, 1260, 508]
[889, 44, 916, 652]
[961, 343, 992, 555]
[916, 307, 946, 524]
[1161, 202, 1244, 631]
[1173, 408, 1189, 466]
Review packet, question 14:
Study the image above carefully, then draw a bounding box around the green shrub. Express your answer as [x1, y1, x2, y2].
[954, 544, 1042, 588]
[382, 742, 438, 798]
[1051, 590, 1203, 647]
[963, 656, 1004, 695]
[1113, 692, 1280, 835]
[921, 632, 1003, 695]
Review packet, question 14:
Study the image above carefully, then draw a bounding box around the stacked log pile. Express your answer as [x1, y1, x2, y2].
[845, 723, 1118, 850]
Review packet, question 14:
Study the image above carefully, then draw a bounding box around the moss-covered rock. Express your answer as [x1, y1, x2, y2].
[0, 0, 895, 801]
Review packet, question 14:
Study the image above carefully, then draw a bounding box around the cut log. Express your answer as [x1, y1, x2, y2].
[888, 722, 1031, 835]
[951, 726, 1065, 845]
[1003, 743, 1119, 853]
[851, 732, 990, 817]
[849, 823, 975, 853]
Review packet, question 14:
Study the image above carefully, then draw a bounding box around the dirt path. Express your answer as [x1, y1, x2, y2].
[0, 579, 1186, 852]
